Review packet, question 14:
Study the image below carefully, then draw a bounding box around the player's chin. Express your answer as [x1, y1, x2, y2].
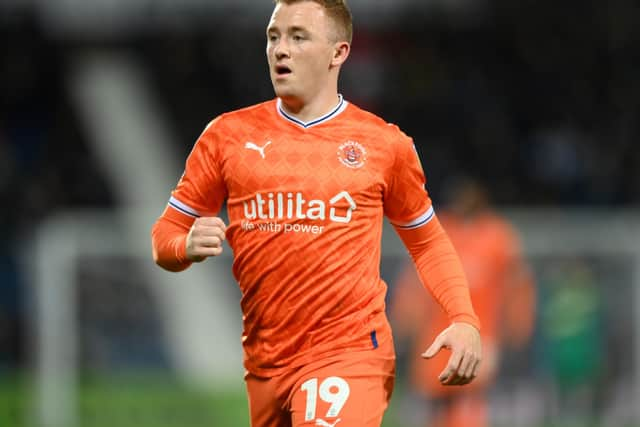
[272, 77, 295, 92]
[272, 84, 291, 98]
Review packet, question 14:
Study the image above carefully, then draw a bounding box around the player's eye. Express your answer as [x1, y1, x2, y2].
[292, 34, 304, 42]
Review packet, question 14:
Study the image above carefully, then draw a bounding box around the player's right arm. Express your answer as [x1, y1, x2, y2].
[151, 119, 228, 272]
[152, 209, 227, 272]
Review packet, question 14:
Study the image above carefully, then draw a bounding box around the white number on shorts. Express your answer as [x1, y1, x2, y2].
[301, 378, 318, 421]
[301, 376, 350, 421]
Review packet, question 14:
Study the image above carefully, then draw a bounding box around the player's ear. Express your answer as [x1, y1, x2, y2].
[331, 41, 350, 67]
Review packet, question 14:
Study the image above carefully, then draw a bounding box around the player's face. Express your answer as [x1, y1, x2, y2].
[266, 2, 337, 105]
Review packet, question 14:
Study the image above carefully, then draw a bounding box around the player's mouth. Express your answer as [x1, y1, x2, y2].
[275, 65, 292, 77]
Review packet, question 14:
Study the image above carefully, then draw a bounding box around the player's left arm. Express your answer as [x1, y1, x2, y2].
[383, 128, 481, 386]
[394, 218, 482, 386]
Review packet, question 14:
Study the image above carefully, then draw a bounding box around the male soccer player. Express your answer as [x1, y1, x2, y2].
[151, 1, 481, 426]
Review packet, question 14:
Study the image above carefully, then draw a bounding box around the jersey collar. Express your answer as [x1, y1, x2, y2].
[277, 95, 348, 129]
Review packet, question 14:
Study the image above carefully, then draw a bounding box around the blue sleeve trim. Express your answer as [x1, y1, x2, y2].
[168, 196, 201, 218]
[391, 206, 435, 230]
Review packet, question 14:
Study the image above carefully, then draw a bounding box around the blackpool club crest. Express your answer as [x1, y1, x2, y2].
[337, 141, 367, 169]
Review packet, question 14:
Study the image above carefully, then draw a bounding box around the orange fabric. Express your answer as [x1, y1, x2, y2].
[392, 212, 535, 399]
[151, 98, 478, 377]
[151, 206, 194, 272]
[245, 339, 395, 427]
[395, 216, 480, 329]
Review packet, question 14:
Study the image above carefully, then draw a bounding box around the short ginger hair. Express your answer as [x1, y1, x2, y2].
[273, 0, 353, 43]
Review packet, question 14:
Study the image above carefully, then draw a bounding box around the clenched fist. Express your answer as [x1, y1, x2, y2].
[185, 217, 227, 262]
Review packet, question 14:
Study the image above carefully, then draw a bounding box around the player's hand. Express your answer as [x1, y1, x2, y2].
[422, 322, 482, 386]
[185, 217, 227, 262]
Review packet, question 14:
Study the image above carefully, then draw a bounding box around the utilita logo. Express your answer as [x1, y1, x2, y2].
[243, 191, 356, 224]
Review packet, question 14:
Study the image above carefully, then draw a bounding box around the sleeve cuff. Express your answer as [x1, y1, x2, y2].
[450, 313, 482, 331]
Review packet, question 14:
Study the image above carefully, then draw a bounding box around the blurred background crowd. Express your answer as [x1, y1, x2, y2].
[1, 0, 639, 426]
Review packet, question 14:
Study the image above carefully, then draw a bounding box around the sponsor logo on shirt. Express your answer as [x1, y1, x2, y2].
[245, 140, 272, 159]
[240, 191, 356, 235]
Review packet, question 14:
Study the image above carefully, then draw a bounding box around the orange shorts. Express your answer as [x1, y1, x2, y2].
[245, 338, 396, 427]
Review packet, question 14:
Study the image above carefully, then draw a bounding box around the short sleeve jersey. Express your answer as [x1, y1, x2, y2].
[169, 97, 433, 376]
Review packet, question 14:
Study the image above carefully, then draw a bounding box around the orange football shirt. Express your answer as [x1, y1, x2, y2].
[163, 97, 439, 376]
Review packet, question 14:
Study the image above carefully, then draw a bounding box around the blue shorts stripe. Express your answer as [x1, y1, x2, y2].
[370, 330, 379, 349]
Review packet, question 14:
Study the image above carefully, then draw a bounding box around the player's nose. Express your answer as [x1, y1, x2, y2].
[273, 39, 290, 59]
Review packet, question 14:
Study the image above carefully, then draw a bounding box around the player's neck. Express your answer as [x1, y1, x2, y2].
[279, 92, 342, 123]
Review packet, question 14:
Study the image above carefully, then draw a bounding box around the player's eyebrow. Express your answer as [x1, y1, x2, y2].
[287, 25, 309, 34]
[267, 25, 310, 35]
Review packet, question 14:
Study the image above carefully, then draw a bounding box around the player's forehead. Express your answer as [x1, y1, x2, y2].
[267, 1, 330, 34]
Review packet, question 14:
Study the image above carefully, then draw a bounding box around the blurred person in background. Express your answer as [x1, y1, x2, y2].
[538, 259, 604, 425]
[391, 176, 536, 427]
[151, 1, 482, 426]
